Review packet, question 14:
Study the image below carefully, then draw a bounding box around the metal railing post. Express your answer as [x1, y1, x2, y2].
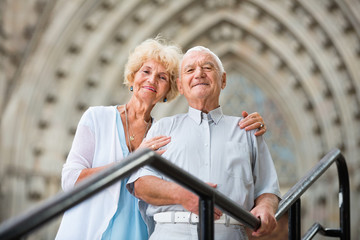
[288, 198, 301, 240]
[198, 197, 214, 240]
[336, 154, 350, 240]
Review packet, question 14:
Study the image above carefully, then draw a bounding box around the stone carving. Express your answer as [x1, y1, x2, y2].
[1, 0, 360, 238]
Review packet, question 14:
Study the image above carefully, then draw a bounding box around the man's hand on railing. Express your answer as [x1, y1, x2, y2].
[249, 193, 279, 237]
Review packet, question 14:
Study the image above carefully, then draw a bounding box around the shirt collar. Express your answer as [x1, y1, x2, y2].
[188, 106, 223, 125]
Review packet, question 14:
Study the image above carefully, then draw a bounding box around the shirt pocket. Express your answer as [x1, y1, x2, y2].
[223, 141, 253, 184]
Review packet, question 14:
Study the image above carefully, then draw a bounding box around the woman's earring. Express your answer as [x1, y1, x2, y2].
[130, 86, 133, 91]
[163, 97, 167, 102]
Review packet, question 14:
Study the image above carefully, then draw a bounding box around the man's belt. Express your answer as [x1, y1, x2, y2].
[154, 212, 243, 226]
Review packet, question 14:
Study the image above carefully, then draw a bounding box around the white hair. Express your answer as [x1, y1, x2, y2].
[181, 46, 225, 74]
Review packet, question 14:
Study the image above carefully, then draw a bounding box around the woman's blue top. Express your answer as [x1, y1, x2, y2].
[101, 110, 148, 240]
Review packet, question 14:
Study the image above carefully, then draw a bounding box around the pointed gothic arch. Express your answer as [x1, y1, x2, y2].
[1, 0, 360, 238]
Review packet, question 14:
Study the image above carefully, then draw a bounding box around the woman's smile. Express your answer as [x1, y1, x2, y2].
[142, 85, 157, 92]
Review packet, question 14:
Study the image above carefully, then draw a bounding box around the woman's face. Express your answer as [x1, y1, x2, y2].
[132, 59, 171, 105]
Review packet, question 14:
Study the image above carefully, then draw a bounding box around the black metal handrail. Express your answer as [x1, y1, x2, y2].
[0, 148, 260, 240]
[0, 148, 350, 240]
[275, 148, 350, 240]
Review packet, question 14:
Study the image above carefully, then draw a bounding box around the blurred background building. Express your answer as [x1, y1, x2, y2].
[0, 0, 359, 239]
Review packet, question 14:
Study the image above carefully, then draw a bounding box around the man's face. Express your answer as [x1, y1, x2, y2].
[178, 51, 226, 102]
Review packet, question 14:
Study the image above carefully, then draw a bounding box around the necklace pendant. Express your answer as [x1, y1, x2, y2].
[129, 135, 135, 141]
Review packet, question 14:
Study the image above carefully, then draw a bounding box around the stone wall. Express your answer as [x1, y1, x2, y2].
[1, 0, 359, 239]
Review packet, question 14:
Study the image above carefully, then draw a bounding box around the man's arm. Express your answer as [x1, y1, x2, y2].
[133, 175, 222, 218]
[250, 193, 280, 237]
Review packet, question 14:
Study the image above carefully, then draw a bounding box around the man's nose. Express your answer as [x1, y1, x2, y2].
[194, 67, 204, 78]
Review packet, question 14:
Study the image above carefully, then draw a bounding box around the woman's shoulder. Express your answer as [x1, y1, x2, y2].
[79, 105, 116, 126]
[86, 105, 116, 114]
[83, 105, 116, 118]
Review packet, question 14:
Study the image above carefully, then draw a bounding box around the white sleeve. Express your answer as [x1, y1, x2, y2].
[61, 112, 95, 191]
[252, 135, 281, 199]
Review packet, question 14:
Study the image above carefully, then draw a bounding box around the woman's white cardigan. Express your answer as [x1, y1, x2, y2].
[56, 106, 124, 240]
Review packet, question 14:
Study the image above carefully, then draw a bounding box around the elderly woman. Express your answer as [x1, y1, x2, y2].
[55, 38, 267, 240]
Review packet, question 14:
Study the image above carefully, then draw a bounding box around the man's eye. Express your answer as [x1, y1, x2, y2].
[203, 66, 212, 71]
[185, 69, 194, 73]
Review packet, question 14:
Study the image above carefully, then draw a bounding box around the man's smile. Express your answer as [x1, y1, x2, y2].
[192, 82, 209, 88]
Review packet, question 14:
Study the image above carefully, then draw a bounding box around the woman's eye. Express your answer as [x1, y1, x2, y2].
[143, 70, 150, 74]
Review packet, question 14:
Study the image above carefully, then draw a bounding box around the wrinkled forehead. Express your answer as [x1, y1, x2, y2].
[141, 59, 168, 72]
[181, 51, 218, 68]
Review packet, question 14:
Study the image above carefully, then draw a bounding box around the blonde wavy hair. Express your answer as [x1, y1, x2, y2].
[123, 37, 183, 102]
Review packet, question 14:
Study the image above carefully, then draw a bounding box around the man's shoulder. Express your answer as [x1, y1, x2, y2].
[155, 113, 186, 125]
[222, 114, 258, 135]
[149, 113, 186, 135]
[222, 114, 241, 121]
[222, 114, 242, 126]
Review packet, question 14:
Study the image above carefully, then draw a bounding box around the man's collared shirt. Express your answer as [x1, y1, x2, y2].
[128, 106, 281, 216]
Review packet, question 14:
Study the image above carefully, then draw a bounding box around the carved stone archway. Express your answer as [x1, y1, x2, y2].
[1, 0, 359, 238]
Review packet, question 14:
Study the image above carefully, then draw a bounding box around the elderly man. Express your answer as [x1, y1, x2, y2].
[127, 46, 281, 240]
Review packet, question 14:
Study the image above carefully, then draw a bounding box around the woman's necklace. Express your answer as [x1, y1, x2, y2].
[124, 104, 151, 152]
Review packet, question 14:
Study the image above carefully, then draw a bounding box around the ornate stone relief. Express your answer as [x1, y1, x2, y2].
[1, 0, 360, 238]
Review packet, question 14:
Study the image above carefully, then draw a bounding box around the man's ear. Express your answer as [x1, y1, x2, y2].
[176, 78, 183, 95]
[221, 72, 227, 89]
